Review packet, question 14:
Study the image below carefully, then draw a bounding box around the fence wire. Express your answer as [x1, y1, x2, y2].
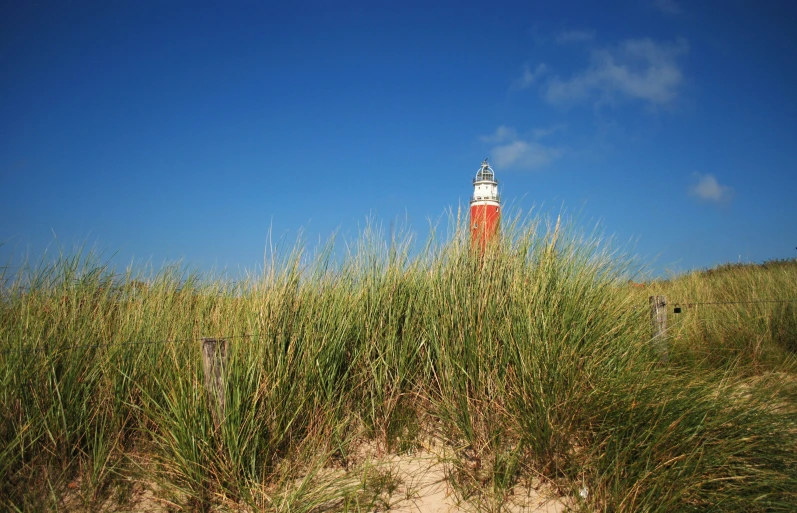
[673, 299, 797, 308]
[0, 333, 253, 356]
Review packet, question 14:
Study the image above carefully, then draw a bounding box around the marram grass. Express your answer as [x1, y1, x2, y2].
[0, 213, 795, 511]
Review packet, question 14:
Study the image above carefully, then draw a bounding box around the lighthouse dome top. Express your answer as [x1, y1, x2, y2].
[474, 158, 498, 184]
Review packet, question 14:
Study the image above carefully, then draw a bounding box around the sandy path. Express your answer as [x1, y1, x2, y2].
[377, 449, 568, 513]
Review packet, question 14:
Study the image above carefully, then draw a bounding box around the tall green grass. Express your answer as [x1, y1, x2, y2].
[632, 260, 797, 375]
[1, 214, 795, 511]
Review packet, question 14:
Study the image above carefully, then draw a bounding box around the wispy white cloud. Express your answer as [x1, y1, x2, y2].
[651, 0, 682, 15]
[531, 124, 567, 139]
[481, 125, 563, 170]
[479, 125, 517, 144]
[511, 63, 549, 90]
[544, 37, 689, 107]
[690, 173, 733, 203]
[555, 29, 595, 45]
[493, 140, 562, 169]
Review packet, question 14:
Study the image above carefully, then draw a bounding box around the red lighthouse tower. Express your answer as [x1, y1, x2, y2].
[470, 158, 501, 250]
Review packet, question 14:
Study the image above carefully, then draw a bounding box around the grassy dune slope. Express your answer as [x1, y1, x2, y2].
[1, 216, 795, 511]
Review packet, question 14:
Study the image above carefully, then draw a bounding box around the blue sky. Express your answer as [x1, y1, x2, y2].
[2, 0, 796, 277]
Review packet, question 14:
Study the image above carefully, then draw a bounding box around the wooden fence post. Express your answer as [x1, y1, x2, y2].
[201, 337, 229, 431]
[649, 296, 669, 362]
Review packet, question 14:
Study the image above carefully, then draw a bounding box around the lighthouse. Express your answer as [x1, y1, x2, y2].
[470, 158, 501, 249]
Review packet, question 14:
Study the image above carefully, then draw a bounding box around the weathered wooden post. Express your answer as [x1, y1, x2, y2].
[201, 337, 229, 431]
[649, 296, 669, 362]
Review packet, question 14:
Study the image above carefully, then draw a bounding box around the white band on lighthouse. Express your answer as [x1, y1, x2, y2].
[470, 200, 500, 207]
